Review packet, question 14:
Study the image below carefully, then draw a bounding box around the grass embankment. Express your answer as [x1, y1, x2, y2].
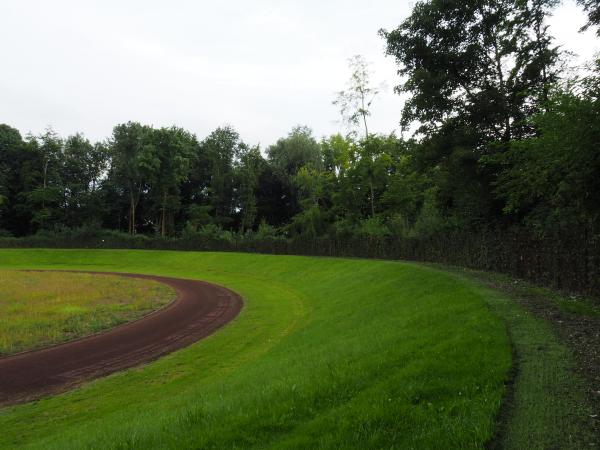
[0, 249, 589, 449]
[0, 270, 175, 355]
[438, 267, 597, 449]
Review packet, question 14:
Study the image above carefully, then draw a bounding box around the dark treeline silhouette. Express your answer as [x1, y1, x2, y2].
[1, 0, 600, 295]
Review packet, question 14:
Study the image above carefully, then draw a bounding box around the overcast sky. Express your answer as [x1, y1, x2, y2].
[1, 0, 598, 148]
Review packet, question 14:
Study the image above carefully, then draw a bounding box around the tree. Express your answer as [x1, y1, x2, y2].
[151, 127, 196, 236]
[109, 122, 158, 234]
[347, 136, 394, 218]
[179, 133, 212, 232]
[201, 126, 245, 228]
[380, 0, 559, 145]
[61, 134, 108, 227]
[289, 161, 335, 237]
[380, 0, 560, 230]
[266, 126, 323, 224]
[318, 134, 356, 227]
[267, 126, 322, 177]
[333, 55, 380, 138]
[27, 128, 64, 230]
[577, 0, 600, 33]
[486, 74, 600, 231]
[254, 164, 291, 227]
[0, 125, 27, 233]
[235, 145, 264, 232]
[0, 129, 46, 235]
[321, 134, 351, 176]
[381, 140, 429, 228]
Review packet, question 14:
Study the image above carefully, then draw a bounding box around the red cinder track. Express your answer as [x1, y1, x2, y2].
[0, 271, 243, 407]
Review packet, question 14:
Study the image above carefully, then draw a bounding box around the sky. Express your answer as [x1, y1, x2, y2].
[1, 0, 598, 148]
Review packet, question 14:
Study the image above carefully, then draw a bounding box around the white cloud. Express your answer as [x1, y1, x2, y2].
[0, 0, 597, 147]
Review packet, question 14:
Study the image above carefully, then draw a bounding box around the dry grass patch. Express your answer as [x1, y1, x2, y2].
[0, 270, 175, 355]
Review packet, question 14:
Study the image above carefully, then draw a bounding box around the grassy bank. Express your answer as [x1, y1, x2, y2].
[0, 249, 577, 449]
[439, 267, 597, 449]
[0, 270, 175, 355]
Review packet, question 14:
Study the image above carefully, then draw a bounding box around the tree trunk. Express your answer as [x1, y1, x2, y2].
[161, 192, 167, 237]
[42, 159, 48, 209]
[370, 179, 375, 217]
[129, 193, 136, 235]
[361, 94, 370, 138]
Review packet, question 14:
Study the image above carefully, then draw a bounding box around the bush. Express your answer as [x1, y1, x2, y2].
[356, 216, 391, 239]
[0, 225, 598, 299]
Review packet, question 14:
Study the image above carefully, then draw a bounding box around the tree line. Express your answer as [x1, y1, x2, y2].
[1, 0, 599, 242]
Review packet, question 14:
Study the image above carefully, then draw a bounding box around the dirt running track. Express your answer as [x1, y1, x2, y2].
[0, 271, 243, 407]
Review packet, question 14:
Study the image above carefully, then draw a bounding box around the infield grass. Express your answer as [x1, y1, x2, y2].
[0, 270, 175, 355]
[0, 249, 550, 449]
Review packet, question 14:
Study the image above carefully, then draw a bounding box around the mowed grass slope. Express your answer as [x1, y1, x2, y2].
[0, 270, 175, 355]
[0, 250, 511, 449]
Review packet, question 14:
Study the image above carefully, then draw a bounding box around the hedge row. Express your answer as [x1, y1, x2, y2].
[1, 227, 598, 298]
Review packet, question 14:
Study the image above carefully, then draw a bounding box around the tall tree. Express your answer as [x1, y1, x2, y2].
[61, 134, 108, 227]
[201, 126, 245, 228]
[27, 128, 63, 230]
[290, 160, 336, 238]
[577, 0, 600, 33]
[347, 136, 394, 218]
[235, 145, 264, 232]
[0, 125, 28, 234]
[266, 126, 323, 222]
[267, 126, 322, 176]
[109, 122, 158, 234]
[333, 55, 380, 138]
[380, 0, 559, 145]
[487, 73, 600, 230]
[151, 127, 196, 236]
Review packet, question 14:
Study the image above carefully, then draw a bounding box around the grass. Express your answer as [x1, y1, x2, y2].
[436, 266, 597, 450]
[0, 270, 175, 355]
[544, 290, 600, 317]
[0, 249, 588, 449]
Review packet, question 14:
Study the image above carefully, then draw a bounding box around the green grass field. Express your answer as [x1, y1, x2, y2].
[0, 249, 586, 449]
[0, 270, 175, 355]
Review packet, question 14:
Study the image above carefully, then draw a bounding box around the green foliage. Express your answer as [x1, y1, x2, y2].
[380, 0, 559, 142]
[377, 0, 570, 234]
[386, 213, 411, 238]
[181, 223, 235, 245]
[150, 127, 197, 236]
[201, 126, 246, 227]
[577, 0, 600, 33]
[288, 204, 329, 238]
[486, 75, 600, 230]
[356, 216, 391, 239]
[185, 204, 214, 231]
[0, 0, 598, 247]
[333, 55, 380, 137]
[235, 145, 264, 232]
[347, 135, 394, 217]
[267, 126, 322, 177]
[61, 134, 108, 228]
[412, 187, 446, 237]
[110, 122, 157, 234]
[0, 125, 24, 226]
[382, 157, 428, 227]
[253, 220, 282, 241]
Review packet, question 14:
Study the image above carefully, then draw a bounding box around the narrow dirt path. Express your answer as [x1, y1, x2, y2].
[0, 271, 243, 407]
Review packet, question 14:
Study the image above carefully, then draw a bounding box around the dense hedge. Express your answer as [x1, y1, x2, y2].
[1, 227, 598, 299]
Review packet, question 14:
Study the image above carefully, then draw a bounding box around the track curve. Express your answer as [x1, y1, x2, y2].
[0, 271, 243, 407]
